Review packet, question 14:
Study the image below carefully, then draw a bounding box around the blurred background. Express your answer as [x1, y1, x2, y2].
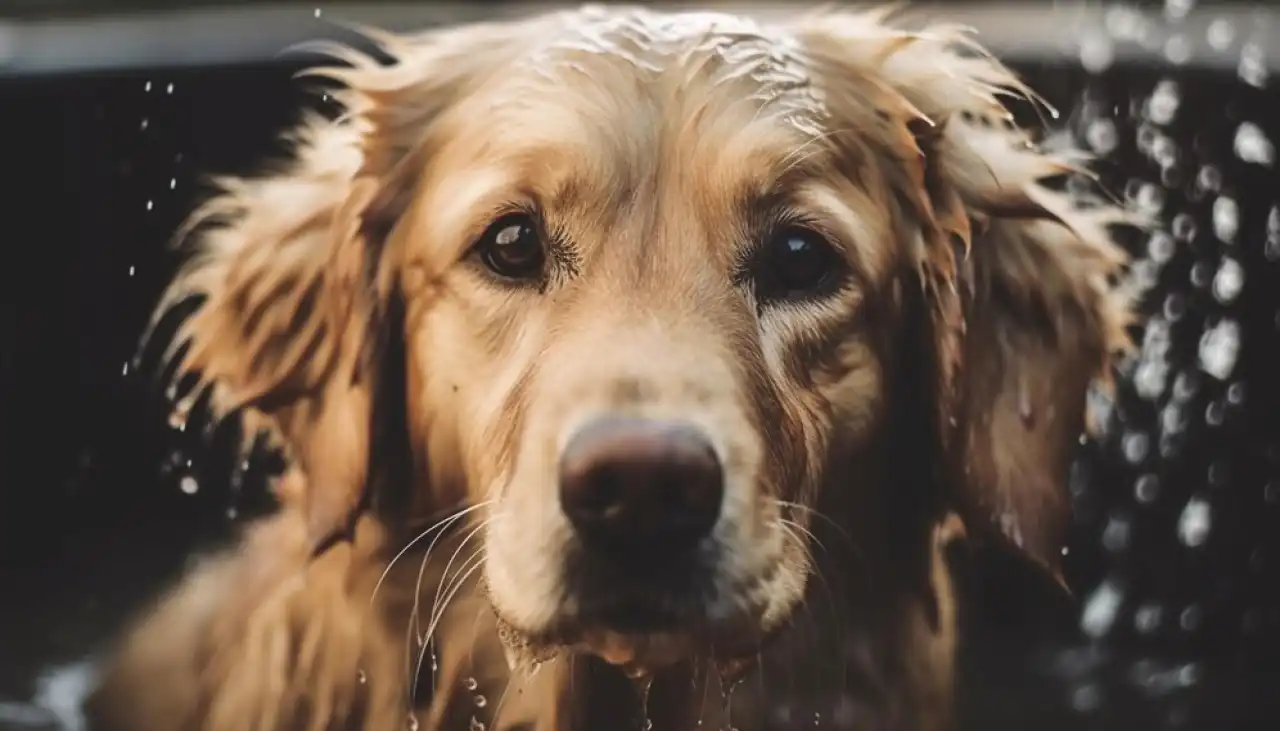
[0, 1, 1277, 730]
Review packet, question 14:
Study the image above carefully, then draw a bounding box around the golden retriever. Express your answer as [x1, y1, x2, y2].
[86, 5, 1137, 731]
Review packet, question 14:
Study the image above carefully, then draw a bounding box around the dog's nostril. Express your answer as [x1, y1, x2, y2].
[558, 417, 724, 562]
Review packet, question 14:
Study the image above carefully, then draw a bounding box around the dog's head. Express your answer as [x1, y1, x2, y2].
[157, 6, 1133, 677]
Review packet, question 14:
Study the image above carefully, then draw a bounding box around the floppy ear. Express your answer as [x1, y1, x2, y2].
[151, 22, 534, 552]
[795, 10, 1139, 585]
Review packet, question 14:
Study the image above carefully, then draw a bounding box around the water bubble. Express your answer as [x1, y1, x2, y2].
[1081, 579, 1124, 639]
[179, 476, 199, 495]
[1238, 41, 1268, 88]
[1146, 80, 1180, 125]
[1198, 318, 1241, 380]
[1177, 494, 1212, 547]
[1147, 230, 1176, 263]
[1163, 35, 1191, 65]
[1135, 603, 1163, 634]
[1079, 33, 1115, 74]
[1085, 118, 1118, 153]
[1233, 121, 1274, 167]
[1164, 0, 1195, 21]
[1206, 18, 1234, 51]
[1135, 474, 1161, 503]
[1212, 196, 1239, 243]
[1070, 683, 1103, 713]
[1212, 257, 1244, 303]
[1179, 604, 1204, 631]
[1122, 430, 1150, 464]
[1101, 513, 1132, 552]
[1266, 206, 1280, 261]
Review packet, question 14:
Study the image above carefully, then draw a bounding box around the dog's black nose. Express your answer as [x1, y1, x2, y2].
[558, 417, 724, 563]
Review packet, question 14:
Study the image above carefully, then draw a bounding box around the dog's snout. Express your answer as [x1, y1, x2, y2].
[558, 417, 724, 563]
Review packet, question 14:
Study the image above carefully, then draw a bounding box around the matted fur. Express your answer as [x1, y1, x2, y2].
[89, 5, 1137, 731]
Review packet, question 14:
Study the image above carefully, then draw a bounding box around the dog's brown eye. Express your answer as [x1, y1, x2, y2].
[755, 226, 840, 303]
[477, 213, 545, 280]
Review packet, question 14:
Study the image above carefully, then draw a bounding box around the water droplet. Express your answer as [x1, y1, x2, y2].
[1163, 35, 1191, 65]
[468, 717, 484, 731]
[1146, 80, 1180, 125]
[1081, 580, 1124, 639]
[357, 669, 367, 684]
[474, 695, 487, 708]
[169, 178, 177, 190]
[1212, 196, 1240, 243]
[226, 506, 238, 519]
[314, 8, 323, 18]
[1233, 121, 1274, 167]
[1238, 42, 1268, 88]
[1134, 603, 1163, 634]
[139, 118, 149, 131]
[1177, 495, 1212, 547]
[642, 721, 653, 731]
[1212, 257, 1245, 303]
[1122, 430, 1150, 464]
[1147, 230, 1176, 263]
[146, 200, 154, 211]
[407, 714, 419, 731]
[166, 82, 174, 94]
[1085, 118, 1118, 153]
[1179, 604, 1204, 631]
[121, 361, 130, 376]
[1164, 0, 1195, 22]
[1101, 513, 1132, 552]
[1206, 18, 1235, 51]
[462, 677, 478, 691]
[1071, 683, 1103, 713]
[1079, 33, 1115, 74]
[144, 80, 152, 92]
[1135, 474, 1161, 504]
[1198, 318, 1241, 380]
[179, 476, 199, 495]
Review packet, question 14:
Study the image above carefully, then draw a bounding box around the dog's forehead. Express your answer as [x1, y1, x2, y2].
[517, 7, 826, 131]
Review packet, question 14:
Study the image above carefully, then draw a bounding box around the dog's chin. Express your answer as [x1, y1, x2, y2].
[492, 603, 784, 681]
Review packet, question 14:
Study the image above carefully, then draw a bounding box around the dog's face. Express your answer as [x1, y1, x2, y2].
[160, 6, 1133, 679]
[392, 12, 908, 669]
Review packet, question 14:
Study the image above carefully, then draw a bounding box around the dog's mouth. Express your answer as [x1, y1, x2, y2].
[489, 561, 790, 680]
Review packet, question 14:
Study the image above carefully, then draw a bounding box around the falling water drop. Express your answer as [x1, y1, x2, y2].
[179, 476, 199, 495]
[468, 717, 484, 731]
[357, 669, 367, 684]
[462, 677, 478, 691]
[407, 714, 419, 731]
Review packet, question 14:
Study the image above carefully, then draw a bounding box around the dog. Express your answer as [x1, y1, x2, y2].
[86, 5, 1137, 731]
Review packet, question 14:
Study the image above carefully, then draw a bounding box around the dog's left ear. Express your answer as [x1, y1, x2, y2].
[796, 10, 1139, 585]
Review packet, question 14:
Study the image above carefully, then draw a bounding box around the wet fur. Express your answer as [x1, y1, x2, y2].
[87, 5, 1136, 731]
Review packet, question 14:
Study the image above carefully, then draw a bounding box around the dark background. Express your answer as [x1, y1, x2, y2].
[1, 2, 1278, 730]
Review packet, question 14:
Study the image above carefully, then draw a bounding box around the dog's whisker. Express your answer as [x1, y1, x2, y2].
[424, 518, 492, 643]
[372, 499, 492, 608]
[407, 503, 493, 643]
[413, 558, 487, 706]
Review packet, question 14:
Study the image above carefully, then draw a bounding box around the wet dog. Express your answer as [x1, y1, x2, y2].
[87, 5, 1135, 731]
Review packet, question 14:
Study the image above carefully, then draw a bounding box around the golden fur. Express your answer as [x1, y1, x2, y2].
[87, 5, 1137, 731]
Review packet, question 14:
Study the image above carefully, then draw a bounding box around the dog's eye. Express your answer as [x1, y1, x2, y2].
[476, 213, 545, 280]
[753, 226, 840, 303]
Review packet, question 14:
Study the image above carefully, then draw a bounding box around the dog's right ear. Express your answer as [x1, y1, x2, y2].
[150, 20, 538, 553]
